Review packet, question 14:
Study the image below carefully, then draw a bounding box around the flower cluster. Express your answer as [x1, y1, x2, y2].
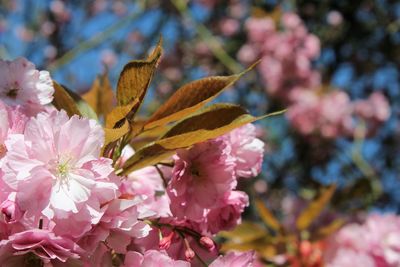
[324, 213, 400, 267]
[0, 57, 263, 266]
[287, 90, 390, 138]
[125, 124, 264, 265]
[240, 13, 390, 138]
[238, 12, 321, 102]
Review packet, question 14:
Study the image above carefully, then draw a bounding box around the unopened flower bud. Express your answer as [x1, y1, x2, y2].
[185, 247, 195, 261]
[0, 193, 22, 223]
[200, 236, 215, 251]
[300, 240, 312, 258]
[159, 231, 174, 250]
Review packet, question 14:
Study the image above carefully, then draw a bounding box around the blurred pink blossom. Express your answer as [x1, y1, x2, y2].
[324, 213, 400, 267]
[240, 13, 321, 102]
[287, 90, 354, 138]
[353, 92, 390, 135]
[219, 17, 240, 37]
[209, 251, 256, 266]
[327, 11, 344, 26]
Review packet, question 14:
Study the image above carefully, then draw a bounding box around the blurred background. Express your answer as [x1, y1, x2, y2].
[1, 0, 400, 254]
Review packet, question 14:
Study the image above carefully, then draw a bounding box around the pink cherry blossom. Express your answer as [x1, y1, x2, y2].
[324, 213, 400, 267]
[82, 243, 113, 267]
[202, 190, 249, 234]
[286, 89, 320, 135]
[244, 17, 275, 44]
[0, 54, 274, 266]
[123, 250, 190, 267]
[94, 197, 151, 253]
[288, 89, 390, 138]
[219, 17, 240, 37]
[219, 123, 264, 178]
[0, 229, 84, 265]
[353, 92, 390, 135]
[123, 166, 171, 218]
[325, 249, 376, 267]
[209, 251, 256, 267]
[167, 140, 236, 221]
[0, 101, 28, 159]
[237, 44, 259, 65]
[318, 91, 353, 138]
[287, 90, 353, 138]
[0, 58, 54, 113]
[357, 92, 390, 122]
[327, 11, 344, 26]
[240, 13, 321, 102]
[1, 110, 118, 226]
[0, 192, 22, 224]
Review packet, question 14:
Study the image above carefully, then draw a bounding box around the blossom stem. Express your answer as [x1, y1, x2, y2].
[351, 122, 382, 201]
[157, 161, 174, 168]
[155, 165, 168, 188]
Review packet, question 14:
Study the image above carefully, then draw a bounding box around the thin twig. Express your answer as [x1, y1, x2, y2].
[350, 122, 382, 200]
[155, 164, 168, 188]
[170, 0, 243, 74]
[48, 8, 145, 72]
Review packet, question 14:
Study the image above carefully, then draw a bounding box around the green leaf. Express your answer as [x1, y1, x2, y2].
[254, 198, 282, 232]
[52, 81, 82, 117]
[82, 72, 115, 118]
[315, 218, 345, 240]
[131, 123, 169, 150]
[219, 221, 267, 243]
[157, 104, 284, 149]
[121, 143, 176, 174]
[221, 238, 277, 260]
[105, 100, 139, 129]
[144, 63, 258, 130]
[52, 81, 99, 120]
[103, 119, 130, 147]
[296, 184, 337, 231]
[116, 38, 162, 121]
[121, 104, 284, 174]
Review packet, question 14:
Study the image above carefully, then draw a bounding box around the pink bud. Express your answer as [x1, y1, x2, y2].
[300, 240, 312, 258]
[0, 194, 22, 223]
[185, 247, 195, 261]
[200, 236, 215, 251]
[159, 231, 174, 250]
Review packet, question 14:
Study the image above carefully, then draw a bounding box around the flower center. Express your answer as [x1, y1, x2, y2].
[190, 165, 200, 177]
[53, 155, 74, 189]
[6, 88, 19, 99]
[56, 161, 70, 184]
